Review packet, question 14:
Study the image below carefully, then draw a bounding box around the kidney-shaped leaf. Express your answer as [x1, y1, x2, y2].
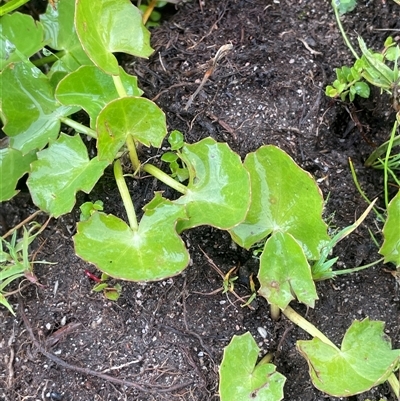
[175, 138, 251, 231]
[97, 97, 167, 162]
[0, 148, 37, 201]
[75, 0, 153, 75]
[27, 134, 108, 217]
[74, 193, 189, 281]
[219, 332, 285, 401]
[229, 145, 329, 259]
[258, 231, 318, 310]
[297, 318, 400, 396]
[379, 190, 400, 267]
[0, 13, 45, 70]
[0, 62, 80, 154]
[56, 65, 142, 128]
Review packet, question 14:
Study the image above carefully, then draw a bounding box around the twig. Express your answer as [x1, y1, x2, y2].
[198, 247, 255, 310]
[296, 38, 323, 56]
[18, 297, 193, 394]
[184, 44, 233, 110]
[1, 210, 42, 239]
[6, 325, 15, 388]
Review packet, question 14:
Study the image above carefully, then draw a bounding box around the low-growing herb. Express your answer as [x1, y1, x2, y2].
[0, 221, 53, 314]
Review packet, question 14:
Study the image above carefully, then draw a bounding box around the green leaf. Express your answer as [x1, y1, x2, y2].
[325, 85, 338, 98]
[219, 332, 285, 401]
[74, 193, 189, 281]
[258, 231, 318, 309]
[333, 81, 346, 93]
[386, 45, 400, 62]
[0, 293, 16, 315]
[168, 130, 185, 150]
[379, 191, 400, 267]
[229, 146, 329, 259]
[75, 0, 153, 75]
[0, 148, 36, 201]
[92, 283, 108, 292]
[353, 81, 370, 98]
[104, 284, 121, 301]
[358, 37, 395, 90]
[97, 97, 167, 162]
[297, 319, 400, 396]
[80, 200, 104, 221]
[27, 134, 108, 217]
[161, 152, 178, 163]
[175, 138, 251, 231]
[335, 0, 357, 15]
[40, 0, 93, 76]
[0, 13, 45, 70]
[0, 62, 80, 154]
[56, 65, 143, 128]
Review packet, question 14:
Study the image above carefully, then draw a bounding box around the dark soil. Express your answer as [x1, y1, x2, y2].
[1, 1, 399, 400]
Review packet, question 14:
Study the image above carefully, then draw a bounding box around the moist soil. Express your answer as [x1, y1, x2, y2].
[1, 1, 400, 400]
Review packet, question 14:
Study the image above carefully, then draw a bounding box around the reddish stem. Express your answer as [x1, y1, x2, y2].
[84, 270, 102, 283]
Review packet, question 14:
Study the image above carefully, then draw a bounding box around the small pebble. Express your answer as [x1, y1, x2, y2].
[257, 327, 268, 339]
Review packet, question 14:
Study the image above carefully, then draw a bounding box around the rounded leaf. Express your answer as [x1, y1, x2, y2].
[27, 134, 108, 217]
[74, 193, 189, 281]
[75, 0, 153, 75]
[56, 65, 142, 128]
[175, 138, 251, 231]
[97, 97, 167, 162]
[298, 319, 400, 396]
[354, 81, 370, 98]
[219, 332, 285, 401]
[229, 145, 329, 259]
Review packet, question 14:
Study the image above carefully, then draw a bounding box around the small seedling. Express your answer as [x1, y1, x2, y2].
[84, 270, 122, 301]
[219, 332, 285, 401]
[0, 221, 53, 315]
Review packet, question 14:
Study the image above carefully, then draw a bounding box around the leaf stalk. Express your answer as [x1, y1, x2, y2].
[331, 0, 359, 60]
[60, 117, 97, 139]
[142, 163, 188, 194]
[113, 160, 138, 231]
[282, 305, 339, 350]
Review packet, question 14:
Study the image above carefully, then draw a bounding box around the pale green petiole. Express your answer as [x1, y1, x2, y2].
[126, 135, 141, 172]
[387, 372, 400, 399]
[142, 163, 188, 195]
[112, 74, 128, 98]
[282, 305, 339, 349]
[60, 117, 97, 139]
[113, 160, 138, 231]
[32, 50, 66, 67]
[0, 0, 30, 16]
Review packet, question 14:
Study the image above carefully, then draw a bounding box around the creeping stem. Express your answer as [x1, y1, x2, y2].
[142, 163, 188, 195]
[113, 160, 138, 231]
